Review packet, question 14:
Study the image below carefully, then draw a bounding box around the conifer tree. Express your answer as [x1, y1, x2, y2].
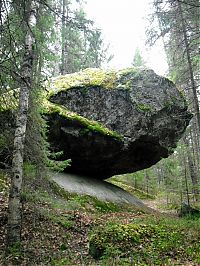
[146, 0, 200, 201]
[132, 47, 145, 67]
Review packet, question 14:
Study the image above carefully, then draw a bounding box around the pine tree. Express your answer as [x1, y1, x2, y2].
[53, 0, 112, 74]
[146, 0, 200, 201]
[132, 47, 145, 67]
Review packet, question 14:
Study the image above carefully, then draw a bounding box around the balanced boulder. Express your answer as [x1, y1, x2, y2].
[46, 68, 191, 179]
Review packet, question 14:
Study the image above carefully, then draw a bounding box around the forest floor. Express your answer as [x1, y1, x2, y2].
[0, 170, 200, 266]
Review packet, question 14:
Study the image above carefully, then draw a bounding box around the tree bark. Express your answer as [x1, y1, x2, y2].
[183, 151, 190, 206]
[61, 0, 67, 75]
[6, 0, 36, 248]
[177, 0, 200, 133]
[184, 137, 199, 201]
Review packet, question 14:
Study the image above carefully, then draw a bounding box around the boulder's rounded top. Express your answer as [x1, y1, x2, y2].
[48, 67, 161, 95]
[48, 67, 187, 117]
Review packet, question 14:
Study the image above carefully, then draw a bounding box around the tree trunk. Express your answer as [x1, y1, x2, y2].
[184, 137, 199, 201]
[6, 0, 36, 248]
[145, 171, 149, 194]
[61, 0, 67, 74]
[183, 152, 190, 206]
[190, 121, 200, 166]
[187, 154, 199, 201]
[177, 0, 200, 133]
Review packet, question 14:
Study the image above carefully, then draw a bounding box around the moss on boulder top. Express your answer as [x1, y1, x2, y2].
[48, 68, 118, 93]
[47, 68, 144, 95]
[45, 67, 191, 179]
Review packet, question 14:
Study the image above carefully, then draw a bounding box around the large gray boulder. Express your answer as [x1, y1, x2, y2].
[46, 68, 191, 178]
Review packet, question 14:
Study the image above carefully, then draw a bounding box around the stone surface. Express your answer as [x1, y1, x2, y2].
[46, 68, 191, 179]
[51, 171, 155, 212]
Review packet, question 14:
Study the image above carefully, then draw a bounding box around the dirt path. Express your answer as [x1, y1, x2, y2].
[143, 198, 178, 215]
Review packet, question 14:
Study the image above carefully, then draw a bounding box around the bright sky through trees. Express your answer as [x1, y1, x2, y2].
[85, 0, 169, 76]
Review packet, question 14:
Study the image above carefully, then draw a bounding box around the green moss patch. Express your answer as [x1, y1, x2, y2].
[89, 217, 200, 264]
[47, 67, 143, 97]
[47, 68, 118, 96]
[136, 102, 153, 112]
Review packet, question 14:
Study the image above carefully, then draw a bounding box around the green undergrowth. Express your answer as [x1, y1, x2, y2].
[1, 169, 200, 265]
[89, 216, 200, 265]
[22, 176, 200, 265]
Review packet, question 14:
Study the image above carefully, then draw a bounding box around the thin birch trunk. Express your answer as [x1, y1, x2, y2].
[6, 0, 36, 248]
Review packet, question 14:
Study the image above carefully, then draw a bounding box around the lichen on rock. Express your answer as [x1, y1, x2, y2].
[45, 67, 192, 179]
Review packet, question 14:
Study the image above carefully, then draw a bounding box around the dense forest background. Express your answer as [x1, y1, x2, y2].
[0, 0, 199, 265]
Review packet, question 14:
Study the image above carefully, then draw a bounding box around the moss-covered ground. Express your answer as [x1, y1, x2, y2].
[0, 169, 200, 266]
